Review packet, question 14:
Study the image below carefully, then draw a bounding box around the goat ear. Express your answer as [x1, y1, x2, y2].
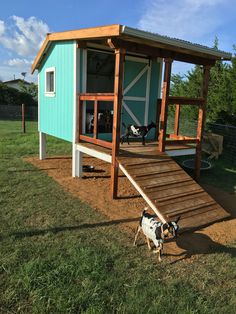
[175, 216, 181, 224]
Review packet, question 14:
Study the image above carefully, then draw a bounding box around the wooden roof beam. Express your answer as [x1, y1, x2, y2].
[107, 38, 216, 66]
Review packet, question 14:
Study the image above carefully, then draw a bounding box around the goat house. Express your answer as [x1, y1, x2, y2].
[32, 25, 231, 229]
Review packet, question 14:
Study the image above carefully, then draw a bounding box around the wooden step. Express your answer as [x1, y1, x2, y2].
[159, 194, 213, 213]
[124, 159, 173, 169]
[154, 190, 206, 206]
[142, 178, 193, 191]
[134, 167, 182, 178]
[148, 185, 203, 202]
[165, 200, 217, 217]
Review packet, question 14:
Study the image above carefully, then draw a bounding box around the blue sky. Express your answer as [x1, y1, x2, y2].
[0, 0, 236, 82]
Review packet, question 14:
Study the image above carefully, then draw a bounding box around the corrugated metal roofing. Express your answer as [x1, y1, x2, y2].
[122, 26, 231, 60]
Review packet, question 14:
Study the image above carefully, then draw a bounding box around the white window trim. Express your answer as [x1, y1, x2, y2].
[45, 67, 56, 97]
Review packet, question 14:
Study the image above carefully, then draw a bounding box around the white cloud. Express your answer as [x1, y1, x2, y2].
[0, 16, 50, 57]
[0, 16, 49, 81]
[5, 58, 31, 67]
[0, 20, 5, 36]
[138, 0, 229, 44]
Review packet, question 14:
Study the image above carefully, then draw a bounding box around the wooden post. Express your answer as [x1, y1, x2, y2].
[158, 58, 172, 152]
[111, 48, 125, 199]
[77, 97, 82, 143]
[156, 98, 161, 140]
[174, 104, 180, 136]
[22, 103, 26, 133]
[195, 65, 211, 180]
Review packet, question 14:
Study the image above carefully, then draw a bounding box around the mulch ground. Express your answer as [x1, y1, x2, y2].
[27, 155, 236, 263]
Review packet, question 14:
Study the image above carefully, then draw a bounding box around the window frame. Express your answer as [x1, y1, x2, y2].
[45, 67, 56, 96]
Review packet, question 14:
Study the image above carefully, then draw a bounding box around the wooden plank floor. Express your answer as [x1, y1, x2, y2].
[78, 141, 230, 230]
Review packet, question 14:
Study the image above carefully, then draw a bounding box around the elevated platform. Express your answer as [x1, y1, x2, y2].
[76, 141, 229, 230]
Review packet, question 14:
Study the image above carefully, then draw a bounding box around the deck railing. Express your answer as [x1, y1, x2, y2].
[157, 96, 204, 147]
[77, 93, 115, 149]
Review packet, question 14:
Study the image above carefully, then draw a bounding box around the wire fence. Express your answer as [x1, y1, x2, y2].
[206, 122, 236, 164]
[167, 116, 236, 165]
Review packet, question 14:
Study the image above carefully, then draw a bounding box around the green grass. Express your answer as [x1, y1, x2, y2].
[0, 120, 236, 313]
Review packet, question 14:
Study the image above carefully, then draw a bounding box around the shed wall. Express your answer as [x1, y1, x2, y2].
[39, 41, 74, 142]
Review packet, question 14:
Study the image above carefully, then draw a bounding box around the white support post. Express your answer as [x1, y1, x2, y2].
[72, 41, 83, 178]
[72, 144, 83, 177]
[39, 132, 46, 160]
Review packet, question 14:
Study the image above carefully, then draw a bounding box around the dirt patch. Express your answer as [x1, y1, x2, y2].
[27, 156, 236, 262]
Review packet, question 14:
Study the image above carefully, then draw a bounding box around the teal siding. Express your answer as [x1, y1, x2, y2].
[39, 41, 74, 142]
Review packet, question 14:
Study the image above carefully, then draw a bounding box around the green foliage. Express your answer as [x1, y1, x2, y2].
[18, 81, 38, 99]
[171, 42, 236, 125]
[0, 83, 37, 107]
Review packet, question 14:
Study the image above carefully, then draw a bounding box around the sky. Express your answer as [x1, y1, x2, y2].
[0, 0, 236, 82]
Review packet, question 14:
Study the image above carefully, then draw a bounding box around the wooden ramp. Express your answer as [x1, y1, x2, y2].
[117, 148, 230, 230]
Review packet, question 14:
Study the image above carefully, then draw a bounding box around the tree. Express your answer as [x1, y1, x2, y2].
[171, 39, 236, 125]
[19, 81, 38, 99]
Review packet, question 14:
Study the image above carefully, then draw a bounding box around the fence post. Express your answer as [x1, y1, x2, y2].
[22, 103, 26, 133]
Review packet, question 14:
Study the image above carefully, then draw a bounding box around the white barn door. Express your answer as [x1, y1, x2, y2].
[122, 56, 152, 127]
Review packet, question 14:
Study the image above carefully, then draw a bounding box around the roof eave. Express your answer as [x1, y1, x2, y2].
[121, 26, 232, 61]
[31, 24, 122, 73]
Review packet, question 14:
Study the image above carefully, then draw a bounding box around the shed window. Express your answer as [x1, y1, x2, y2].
[45, 67, 55, 95]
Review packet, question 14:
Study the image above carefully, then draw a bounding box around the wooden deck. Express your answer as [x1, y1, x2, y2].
[76, 141, 230, 230]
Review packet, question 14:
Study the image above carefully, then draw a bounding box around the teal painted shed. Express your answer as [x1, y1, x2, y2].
[32, 24, 231, 200]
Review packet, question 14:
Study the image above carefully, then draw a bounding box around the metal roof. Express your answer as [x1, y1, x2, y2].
[32, 24, 232, 73]
[122, 26, 232, 60]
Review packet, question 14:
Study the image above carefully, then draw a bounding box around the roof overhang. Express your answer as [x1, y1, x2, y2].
[32, 24, 232, 73]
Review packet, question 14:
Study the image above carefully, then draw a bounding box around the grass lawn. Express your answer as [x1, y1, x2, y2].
[0, 120, 236, 313]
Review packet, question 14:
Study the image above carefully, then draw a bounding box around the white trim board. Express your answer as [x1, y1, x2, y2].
[125, 55, 149, 63]
[144, 61, 152, 125]
[123, 96, 146, 102]
[123, 64, 148, 95]
[122, 101, 141, 126]
[76, 144, 112, 163]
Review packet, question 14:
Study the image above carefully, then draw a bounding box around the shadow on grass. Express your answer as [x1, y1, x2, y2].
[8, 167, 58, 172]
[168, 232, 236, 264]
[8, 217, 140, 240]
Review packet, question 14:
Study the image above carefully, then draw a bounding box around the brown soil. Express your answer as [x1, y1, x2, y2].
[27, 155, 236, 262]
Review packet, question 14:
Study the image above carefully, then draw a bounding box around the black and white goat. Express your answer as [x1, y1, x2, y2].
[134, 208, 180, 261]
[121, 121, 156, 145]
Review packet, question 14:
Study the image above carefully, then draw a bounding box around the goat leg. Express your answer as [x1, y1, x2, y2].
[142, 135, 146, 145]
[146, 236, 152, 250]
[133, 226, 141, 246]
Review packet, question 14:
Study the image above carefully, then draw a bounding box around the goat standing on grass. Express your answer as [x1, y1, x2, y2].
[121, 121, 156, 145]
[134, 208, 180, 261]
